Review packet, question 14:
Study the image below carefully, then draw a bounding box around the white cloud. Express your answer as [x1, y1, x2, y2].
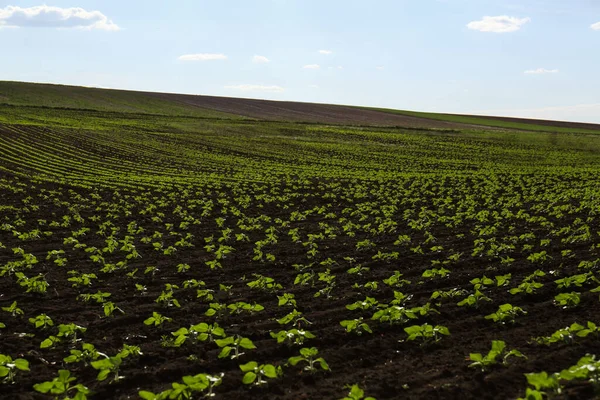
[309, 84, 319, 88]
[252, 55, 270, 64]
[0, 5, 119, 31]
[467, 15, 530, 33]
[178, 53, 228, 61]
[591, 22, 600, 30]
[524, 68, 559, 74]
[318, 50, 333, 55]
[303, 64, 320, 69]
[376, 66, 385, 70]
[224, 84, 284, 93]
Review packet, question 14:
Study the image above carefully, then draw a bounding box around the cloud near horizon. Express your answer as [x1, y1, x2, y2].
[592, 22, 600, 30]
[0, 5, 119, 31]
[467, 15, 530, 33]
[524, 68, 559, 74]
[178, 53, 228, 61]
[303, 64, 320, 69]
[252, 55, 270, 64]
[318, 50, 333, 55]
[224, 84, 285, 93]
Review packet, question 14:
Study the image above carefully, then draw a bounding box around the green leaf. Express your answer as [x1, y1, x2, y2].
[239, 361, 258, 372]
[263, 364, 278, 378]
[316, 357, 330, 370]
[97, 369, 110, 381]
[242, 371, 257, 384]
[288, 356, 303, 366]
[14, 358, 29, 371]
[469, 353, 483, 362]
[33, 381, 55, 393]
[239, 338, 256, 349]
[0, 366, 9, 377]
[218, 346, 232, 359]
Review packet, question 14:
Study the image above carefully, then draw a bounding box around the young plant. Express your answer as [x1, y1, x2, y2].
[270, 329, 316, 346]
[341, 384, 377, 400]
[2, 301, 24, 317]
[422, 267, 450, 279]
[144, 312, 172, 327]
[277, 293, 297, 308]
[190, 322, 226, 342]
[29, 313, 54, 330]
[0, 354, 29, 384]
[288, 347, 330, 373]
[139, 373, 224, 400]
[215, 335, 256, 359]
[102, 302, 125, 318]
[340, 318, 373, 335]
[402, 324, 450, 346]
[33, 370, 91, 399]
[64, 343, 106, 366]
[553, 292, 581, 309]
[467, 340, 526, 372]
[277, 309, 312, 327]
[457, 290, 492, 309]
[239, 361, 282, 385]
[485, 304, 527, 325]
[90, 355, 124, 383]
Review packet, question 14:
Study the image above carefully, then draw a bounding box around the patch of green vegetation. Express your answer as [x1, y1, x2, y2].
[0, 81, 241, 119]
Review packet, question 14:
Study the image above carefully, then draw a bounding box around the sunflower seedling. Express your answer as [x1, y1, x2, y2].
[270, 328, 316, 346]
[0, 354, 29, 384]
[215, 335, 256, 359]
[288, 347, 330, 373]
[340, 318, 372, 335]
[402, 324, 450, 346]
[240, 361, 282, 385]
[467, 340, 526, 372]
[485, 304, 527, 325]
[33, 370, 91, 399]
[341, 384, 377, 400]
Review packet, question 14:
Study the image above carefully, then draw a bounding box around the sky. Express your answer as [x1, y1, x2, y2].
[1, 0, 599, 123]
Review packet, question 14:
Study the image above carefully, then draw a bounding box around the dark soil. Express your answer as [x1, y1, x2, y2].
[1, 175, 600, 400]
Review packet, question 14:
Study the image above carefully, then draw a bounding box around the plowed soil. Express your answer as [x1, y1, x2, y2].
[2, 176, 600, 400]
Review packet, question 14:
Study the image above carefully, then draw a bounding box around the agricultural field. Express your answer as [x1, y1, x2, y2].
[2, 83, 600, 399]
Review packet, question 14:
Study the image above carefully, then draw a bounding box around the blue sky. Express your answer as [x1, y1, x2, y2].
[1, 0, 599, 123]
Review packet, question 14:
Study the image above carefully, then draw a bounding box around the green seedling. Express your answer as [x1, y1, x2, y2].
[33, 370, 91, 399]
[346, 297, 379, 311]
[277, 293, 297, 308]
[139, 373, 224, 399]
[457, 290, 492, 308]
[240, 361, 282, 385]
[0, 354, 29, 384]
[553, 292, 580, 309]
[29, 314, 54, 330]
[144, 312, 172, 327]
[215, 335, 256, 359]
[270, 328, 316, 346]
[467, 340, 526, 371]
[277, 309, 312, 327]
[190, 322, 226, 342]
[91, 355, 124, 383]
[2, 301, 24, 317]
[64, 343, 106, 366]
[340, 318, 372, 335]
[485, 304, 527, 325]
[341, 384, 377, 400]
[103, 302, 125, 318]
[402, 324, 450, 346]
[288, 347, 330, 373]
